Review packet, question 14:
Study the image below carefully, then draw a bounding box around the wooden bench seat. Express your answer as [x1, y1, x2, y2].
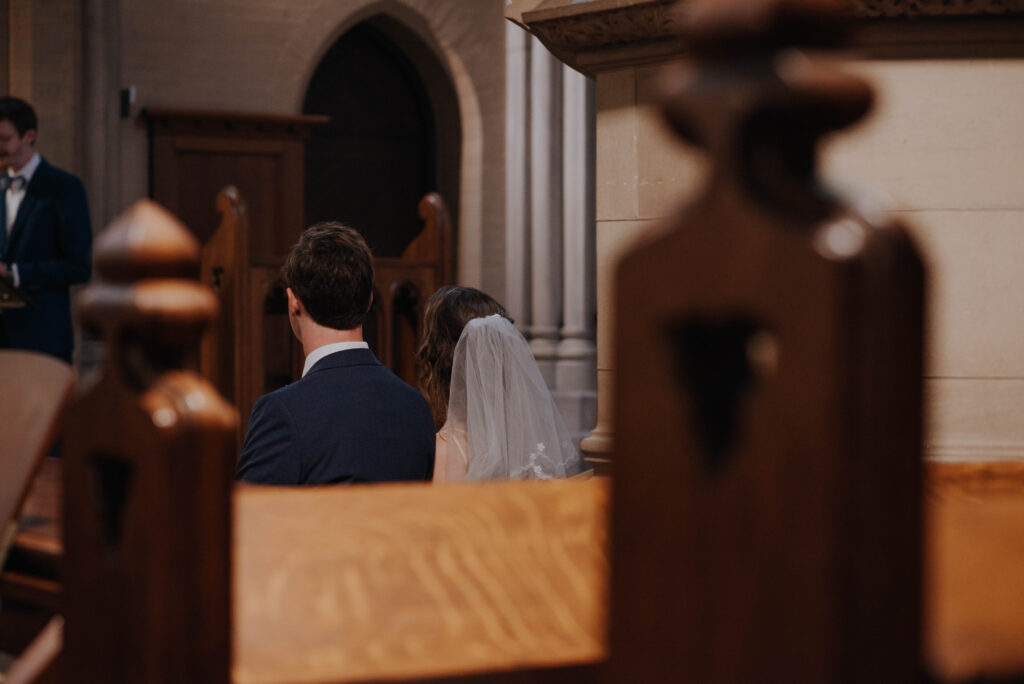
[234, 479, 607, 683]
[924, 462, 1024, 682]
[9, 460, 1024, 682]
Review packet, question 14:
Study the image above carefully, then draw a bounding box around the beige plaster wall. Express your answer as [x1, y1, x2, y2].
[588, 65, 704, 455]
[595, 54, 1024, 462]
[827, 56, 1024, 461]
[115, 0, 507, 297]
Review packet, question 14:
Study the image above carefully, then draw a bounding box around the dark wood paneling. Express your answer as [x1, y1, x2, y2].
[147, 109, 323, 424]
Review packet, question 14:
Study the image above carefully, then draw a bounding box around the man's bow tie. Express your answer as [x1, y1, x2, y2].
[1, 175, 26, 192]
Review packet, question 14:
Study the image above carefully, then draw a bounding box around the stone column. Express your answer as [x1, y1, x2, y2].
[83, 0, 122, 229]
[79, 0, 122, 376]
[505, 21, 531, 325]
[555, 64, 597, 443]
[505, 20, 598, 445]
[527, 38, 563, 384]
[0, 0, 9, 94]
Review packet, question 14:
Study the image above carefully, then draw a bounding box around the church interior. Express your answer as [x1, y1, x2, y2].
[2, 0, 1024, 681]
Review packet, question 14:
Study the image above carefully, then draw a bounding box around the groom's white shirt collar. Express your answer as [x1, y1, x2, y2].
[302, 341, 369, 377]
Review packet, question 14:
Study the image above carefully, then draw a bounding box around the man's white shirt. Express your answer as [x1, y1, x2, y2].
[5, 152, 42, 286]
[301, 341, 369, 377]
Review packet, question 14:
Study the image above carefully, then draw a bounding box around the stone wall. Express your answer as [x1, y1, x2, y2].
[93, 0, 508, 297]
[829, 54, 1024, 461]
[3, 0, 508, 294]
[5, 0, 83, 175]
[594, 52, 1024, 461]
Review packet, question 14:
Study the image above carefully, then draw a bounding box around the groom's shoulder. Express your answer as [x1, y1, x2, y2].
[288, 355, 425, 404]
[368, 364, 432, 410]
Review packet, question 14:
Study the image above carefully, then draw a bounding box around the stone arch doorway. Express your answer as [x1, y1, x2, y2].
[303, 14, 461, 385]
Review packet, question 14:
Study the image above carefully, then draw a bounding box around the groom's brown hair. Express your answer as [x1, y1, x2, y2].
[283, 222, 374, 331]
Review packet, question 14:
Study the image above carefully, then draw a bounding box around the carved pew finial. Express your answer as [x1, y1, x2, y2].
[610, 0, 925, 681]
[664, 0, 871, 218]
[63, 200, 237, 683]
[200, 185, 252, 443]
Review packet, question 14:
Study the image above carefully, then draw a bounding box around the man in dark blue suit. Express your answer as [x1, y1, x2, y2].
[236, 222, 435, 484]
[0, 97, 92, 364]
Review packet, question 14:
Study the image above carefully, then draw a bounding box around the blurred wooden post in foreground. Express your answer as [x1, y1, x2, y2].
[62, 201, 237, 682]
[610, 0, 925, 681]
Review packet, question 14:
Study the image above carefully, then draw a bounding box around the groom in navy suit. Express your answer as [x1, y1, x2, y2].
[0, 97, 92, 364]
[236, 222, 435, 484]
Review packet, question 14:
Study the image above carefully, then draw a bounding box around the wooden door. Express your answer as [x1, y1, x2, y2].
[146, 109, 327, 428]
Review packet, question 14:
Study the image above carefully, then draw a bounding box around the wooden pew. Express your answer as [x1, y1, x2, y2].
[0, 352, 72, 656]
[12, 459, 1024, 682]
[0, 352, 73, 563]
[9, 1, 1024, 682]
[57, 201, 236, 682]
[366, 192, 454, 387]
[233, 480, 606, 683]
[199, 185, 303, 445]
[199, 186, 454, 423]
[200, 186, 256, 444]
[609, 0, 922, 681]
[923, 462, 1024, 681]
[42, 198, 604, 683]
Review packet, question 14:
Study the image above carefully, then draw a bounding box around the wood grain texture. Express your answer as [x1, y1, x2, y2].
[11, 458, 1024, 682]
[233, 479, 608, 684]
[0, 351, 73, 563]
[926, 461, 1024, 503]
[925, 480, 1024, 682]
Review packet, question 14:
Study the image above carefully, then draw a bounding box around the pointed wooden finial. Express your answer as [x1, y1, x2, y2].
[63, 199, 236, 683]
[80, 200, 218, 356]
[663, 0, 872, 222]
[93, 200, 202, 282]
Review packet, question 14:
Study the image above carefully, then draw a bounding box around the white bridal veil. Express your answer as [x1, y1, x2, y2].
[440, 315, 585, 481]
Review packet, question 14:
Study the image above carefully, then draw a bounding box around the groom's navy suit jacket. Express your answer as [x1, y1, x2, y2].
[1, 158, 92, 363]
[236, 348, 435, 485]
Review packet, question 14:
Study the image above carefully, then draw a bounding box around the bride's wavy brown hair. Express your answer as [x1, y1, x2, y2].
[417, 286, 511, 430]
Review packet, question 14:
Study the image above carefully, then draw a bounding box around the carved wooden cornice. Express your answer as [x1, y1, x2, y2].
[143, 109, 330, 140]
[854, 0, 1024, 17]
[515, 0, 677, 55]
[513, 0, 1024, 74]
[519, 0, 681, 53]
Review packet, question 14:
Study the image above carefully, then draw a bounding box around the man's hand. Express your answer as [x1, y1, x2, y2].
[0, 263, 7, 277]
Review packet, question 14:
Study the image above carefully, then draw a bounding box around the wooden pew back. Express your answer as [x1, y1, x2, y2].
[368, 192, 454, 387]
[56, 197, 605, 684]
[0, 352, 73, 565]
[200, 185, 253, 437]
[62, 201, 237, 683]
[610, 0, 925, 681]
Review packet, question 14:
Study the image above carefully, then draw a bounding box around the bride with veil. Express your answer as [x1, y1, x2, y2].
[417, 286, 586, 482]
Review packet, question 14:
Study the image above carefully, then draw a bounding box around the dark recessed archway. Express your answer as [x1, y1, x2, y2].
[302, 16, 460, 260]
